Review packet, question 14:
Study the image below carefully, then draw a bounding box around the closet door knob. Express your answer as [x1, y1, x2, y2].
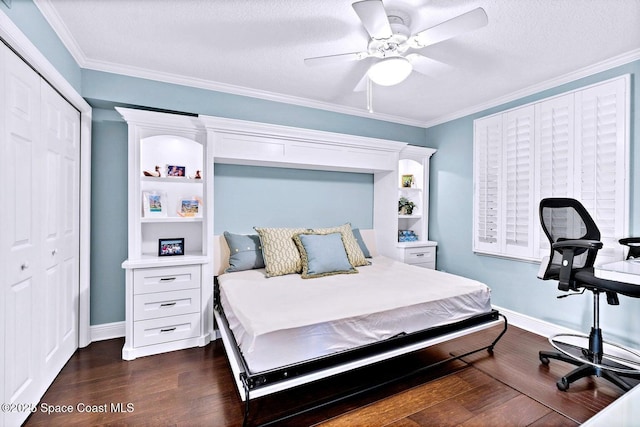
[21, 262, 29, 270]
[52, 249, 58, 256]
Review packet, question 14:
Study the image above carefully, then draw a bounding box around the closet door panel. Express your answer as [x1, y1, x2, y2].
[40, 81, 80, 385]
[1, 43, 43, 424]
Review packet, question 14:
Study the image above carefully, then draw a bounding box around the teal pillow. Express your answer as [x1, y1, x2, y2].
[351, 228, 371, 258]
[293, 232, 357, 279]
[223, 232, 265, 273]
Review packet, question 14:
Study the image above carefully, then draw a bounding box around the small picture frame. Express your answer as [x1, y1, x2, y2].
[401, 174, 414, 188]
[158, 238, 185, 256]
[178, 198, 200, 217]
[167, 165, 186, 177]
[142, 191, 167, 217]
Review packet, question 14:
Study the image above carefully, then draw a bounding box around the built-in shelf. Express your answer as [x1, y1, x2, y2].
[141, 176, 203, 183]
[141, 217, 203, 223]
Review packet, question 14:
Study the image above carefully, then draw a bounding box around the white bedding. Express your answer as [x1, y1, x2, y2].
[218, 255, 492, 373]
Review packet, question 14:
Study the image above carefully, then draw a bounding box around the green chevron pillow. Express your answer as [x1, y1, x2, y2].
[254, 227, 309, 277]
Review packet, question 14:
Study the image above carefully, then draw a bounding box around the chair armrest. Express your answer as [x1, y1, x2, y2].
[553, 239, 603, 250]
[551, 240, 602, 291]
[619, 237, 640, 260]
[619, 237, 640, 246]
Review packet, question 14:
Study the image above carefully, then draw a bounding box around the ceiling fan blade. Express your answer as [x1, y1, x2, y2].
[304, 51, 368, 66]
[406, 54, 452, 78]
[353, 72, 369, 92]
[410, 7, 488, 48]
[352, 0, 392, 39]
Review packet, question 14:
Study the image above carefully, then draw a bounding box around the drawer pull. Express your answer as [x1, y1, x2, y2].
[160, 327, 176, 333]
[416, 253, 425, 257]
[160, 302, 177, 308]
[160, 277, 177, 282]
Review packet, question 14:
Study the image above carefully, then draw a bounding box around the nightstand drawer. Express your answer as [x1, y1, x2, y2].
[134, 288, 200, 321]
[134, 265, 200, 294]
[134, 313, 201, 347]
[404, 247, 436, 265]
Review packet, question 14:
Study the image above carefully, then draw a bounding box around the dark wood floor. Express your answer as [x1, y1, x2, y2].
[24, 324, 627, 426]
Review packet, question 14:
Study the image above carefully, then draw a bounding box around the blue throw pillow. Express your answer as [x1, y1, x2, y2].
[351, 228, 372, 258]
[293, 232, 357, 279]
[223, 232, 265, 273]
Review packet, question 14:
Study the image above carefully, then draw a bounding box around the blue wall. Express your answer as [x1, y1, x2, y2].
[214, 164, 373, 234]
[427, 61, 640, 347]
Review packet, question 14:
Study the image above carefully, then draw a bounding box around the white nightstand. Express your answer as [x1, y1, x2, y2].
[396, 241, 437, 269]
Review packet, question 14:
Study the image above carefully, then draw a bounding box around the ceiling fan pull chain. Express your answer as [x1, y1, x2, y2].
[367, 78, 374, 113]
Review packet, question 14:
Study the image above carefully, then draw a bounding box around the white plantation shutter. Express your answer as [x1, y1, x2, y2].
[473, 75, 628, 262]
[534, 94, 574, 258]
[503, 106, 535, 257]
[473, 114, 502, 253]
[575, 78, 628, 263]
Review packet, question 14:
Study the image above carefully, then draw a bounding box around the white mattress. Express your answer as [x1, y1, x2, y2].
[218, 255, 492, 373]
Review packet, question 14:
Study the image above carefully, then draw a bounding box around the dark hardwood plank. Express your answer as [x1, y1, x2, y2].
[23, 325, 625, 426]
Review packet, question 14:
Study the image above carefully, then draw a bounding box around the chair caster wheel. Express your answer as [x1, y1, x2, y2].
[540, 356, 550, 365]
[557, 377, 570, 391]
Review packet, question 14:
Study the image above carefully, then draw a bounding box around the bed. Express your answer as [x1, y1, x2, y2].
[213, 228, 507, 426]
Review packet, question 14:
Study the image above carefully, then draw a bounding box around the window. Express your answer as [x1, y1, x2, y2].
[473, 76, 629, 263]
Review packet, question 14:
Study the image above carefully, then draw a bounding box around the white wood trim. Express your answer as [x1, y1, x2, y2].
[425, 48, 640, 128]
[0, 9, 92, 348]
[90, 321, 126, 342]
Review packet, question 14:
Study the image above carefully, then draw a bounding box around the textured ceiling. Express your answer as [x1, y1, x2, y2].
[36, 0, 640, 127]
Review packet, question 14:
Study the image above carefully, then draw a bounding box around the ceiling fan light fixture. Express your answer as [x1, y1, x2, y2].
[367, 56, 412, 86]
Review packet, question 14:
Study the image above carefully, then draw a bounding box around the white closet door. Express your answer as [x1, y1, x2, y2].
[40, 81, 80, 386]
[1, 43, 44, 425]
[1, 43, 80, 427]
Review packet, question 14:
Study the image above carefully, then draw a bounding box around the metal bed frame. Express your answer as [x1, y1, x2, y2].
[214, 280, 508, 426]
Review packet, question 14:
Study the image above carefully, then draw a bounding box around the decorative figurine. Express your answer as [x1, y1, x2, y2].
[143, 165, 161, 177]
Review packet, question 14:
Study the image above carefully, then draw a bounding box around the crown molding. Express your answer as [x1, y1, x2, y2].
[33, 0, 87, 65]
[423, 48, 640, 128]
[31, 0, 640, 130]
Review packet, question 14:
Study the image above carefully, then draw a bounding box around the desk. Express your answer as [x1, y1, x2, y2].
[582, 383, 640, 426]
[594, 260, 640, 285]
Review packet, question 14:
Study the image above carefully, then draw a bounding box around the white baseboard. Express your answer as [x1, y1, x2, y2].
[90, 321, 125, 342]
[492, 305, 580, 338]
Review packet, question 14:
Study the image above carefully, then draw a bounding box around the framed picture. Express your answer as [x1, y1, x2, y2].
[158, 238, 184, 256]
[178, 198, 200, 217]
[401, 174, 414, 188]
[167, 165, 186, 177]
[142, 191, 167, 217]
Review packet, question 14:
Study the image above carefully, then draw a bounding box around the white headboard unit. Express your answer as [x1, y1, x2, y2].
[201, 115, 413, 266]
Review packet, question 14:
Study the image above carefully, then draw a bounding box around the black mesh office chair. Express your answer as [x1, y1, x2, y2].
[538, 198, 640, 391]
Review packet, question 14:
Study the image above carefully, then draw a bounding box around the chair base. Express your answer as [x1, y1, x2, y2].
[540, 332, 640, 392]
[539, 349, 639, 391]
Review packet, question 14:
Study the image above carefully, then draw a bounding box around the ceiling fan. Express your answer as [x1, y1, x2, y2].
[304, 0, 488, 89]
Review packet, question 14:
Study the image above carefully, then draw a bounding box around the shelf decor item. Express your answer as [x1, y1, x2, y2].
[142, 191, 167, 217]
[143, 165, 162, 177]
[401, 174, 414, 188]
[398, 230, 419, 242]
[158, 238, 185, 256]
[167, 165, 186, 177]
[398, 196, 416, 215]
[178, 197, 201, 217]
